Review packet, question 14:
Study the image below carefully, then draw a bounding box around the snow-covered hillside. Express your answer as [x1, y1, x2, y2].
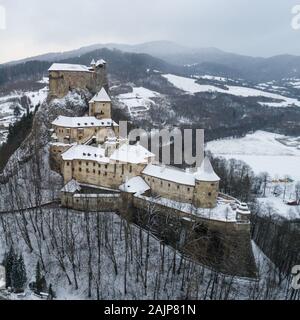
[0, 81, 48, 144]
[163, 74, 300, 108]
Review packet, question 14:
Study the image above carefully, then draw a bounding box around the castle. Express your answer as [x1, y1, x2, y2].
[49, 60, 108, 99]
[49, 60, 251, 226]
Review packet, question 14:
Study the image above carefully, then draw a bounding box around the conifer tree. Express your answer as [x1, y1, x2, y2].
[35, 261, 42, 292]
[4, 247, 16, 289]
[11, 254, 27, 291]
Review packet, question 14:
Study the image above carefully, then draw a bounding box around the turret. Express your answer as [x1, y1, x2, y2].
[89, 87, 112, 119]
[90, 59, 96, 71]
[193, 157, 220, 208]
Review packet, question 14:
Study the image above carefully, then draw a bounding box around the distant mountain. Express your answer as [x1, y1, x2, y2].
[0, 48, 180, 87]
[5, 41, 300, 83]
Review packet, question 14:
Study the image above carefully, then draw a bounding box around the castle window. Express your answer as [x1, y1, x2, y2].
[130, 166, 132, 173]
[79, 168, 82, 172]
[105, 165, 108, 169]
[168, 184, 171, 188]
[93, 170, 96, 174]
[98, 164, 101, 168]
[161, 181, 163, 186]
[86, 169, 89, 173]
[93, 163, 96, 167]
[98, 171, 101, 175]
[105, 172, 107, 176]
[67, 162, 70, 166]
[211, 183, 215, 187]
[208, 192, 212, 197]
[86, 162, 89, 166]
[79, 161, 82, 165]
[187, 188, 190, 192]
[177, 185, 180, 190]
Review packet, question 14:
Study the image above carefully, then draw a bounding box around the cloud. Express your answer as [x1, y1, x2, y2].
[0, 0, 299, 63]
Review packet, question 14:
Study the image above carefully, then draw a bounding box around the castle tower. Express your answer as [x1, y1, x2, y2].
[90, 59, 96, 71]
[193, 157, 220, 208]
[89, 87, 112, 119]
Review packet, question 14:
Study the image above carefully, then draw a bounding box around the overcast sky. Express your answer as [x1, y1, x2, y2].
[0, 0, 300, 63]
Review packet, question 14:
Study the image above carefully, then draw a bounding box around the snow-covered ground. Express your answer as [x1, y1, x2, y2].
[0, 208, 291, 300]
[0, 83, 48, 144]
[207, 131, 300, 219]
[117, 87, 160, 119]
[136, 194, 238, 223]
[207, 131, 300, 181]
[163, 74, 300, 108]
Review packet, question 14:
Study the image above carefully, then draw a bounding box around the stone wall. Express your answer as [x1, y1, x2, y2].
[49, 67, 108, 99]
[50, 144, 71, 172]
[89, 101, 112, 119]
[59, 187, 254, 277]
[142, 173, 194, 203]
[194, 180, 219, 209]
[63, 159, 147, 188]
[131, 196, 255, 278]
[53, 125, 118, 145]
[61, 191, 121, 212]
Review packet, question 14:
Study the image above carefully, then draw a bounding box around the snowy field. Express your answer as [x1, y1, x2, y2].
[207, 131, 300, 181]
[207, 131, 300, 219]
[117, 87, 160, 118]
[163, 74, 300, 108]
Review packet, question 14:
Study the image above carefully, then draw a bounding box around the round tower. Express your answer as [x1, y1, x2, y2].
[193, 157, 220, 208]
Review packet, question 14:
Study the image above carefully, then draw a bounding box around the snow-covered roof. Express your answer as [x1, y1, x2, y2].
[194, 157, 220, 182]
[110, 143, 155, 164]
[61, 179, 81, 193]
[61, 143, 154, 165]
[96, 59, 106, 67]
[119, 177, 150, 194]
[142, 164, 196, 186]
[90, 88, 111, 103]
[62, 145, 109, 163]
[52, 116, 118, 128]
[49, 63, 92, 73]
